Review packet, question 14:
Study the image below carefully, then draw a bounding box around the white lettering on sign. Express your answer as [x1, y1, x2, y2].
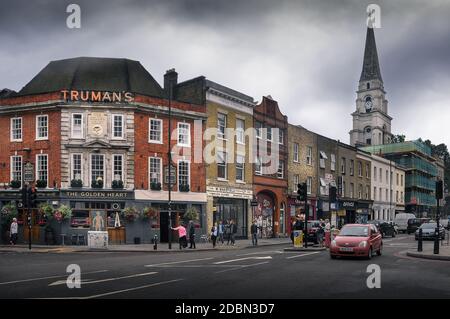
[66, 4, 81, 29]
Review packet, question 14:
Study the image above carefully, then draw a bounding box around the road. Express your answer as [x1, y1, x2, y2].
[1, 234, 450, 299]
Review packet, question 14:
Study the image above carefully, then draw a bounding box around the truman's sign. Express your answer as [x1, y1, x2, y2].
[61, 90, 134, 103]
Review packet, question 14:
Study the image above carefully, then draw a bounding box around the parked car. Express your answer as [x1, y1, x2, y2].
[415, 223, 445, 240]
[330, 224, 383, 259]
[394, 213, 416, 233]
[368, 220, 396, 238]
[407, 218, 430, 234]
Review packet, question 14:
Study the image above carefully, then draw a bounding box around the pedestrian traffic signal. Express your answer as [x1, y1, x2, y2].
[436, 180, 443, 200]
[329, 186, 337, 203]
[31, 187, 37, 208]
[297, 182, 307, 201]
[21, 186, 28, 207]
[27, 186, 33, 209]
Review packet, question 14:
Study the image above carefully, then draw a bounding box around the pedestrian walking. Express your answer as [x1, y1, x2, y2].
[324, 219, 331, 248]
[218, 220, 224, 244]
[230, 219, 237, 245]
[171, 224, 187, 250]
[10, 217, 18, 245]
[188, 220, 196, 249]
[251, 220, 258, 246]
[316, 221, 324, 247]
[211, 222, 218, 248]
[225, 220, 232, 245]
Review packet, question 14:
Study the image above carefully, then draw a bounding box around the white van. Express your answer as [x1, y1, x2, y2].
[394, 213, 416, 233]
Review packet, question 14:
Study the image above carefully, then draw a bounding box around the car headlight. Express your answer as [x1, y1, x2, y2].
[359, 241, 368, 248]
[331, 240, 337, 247]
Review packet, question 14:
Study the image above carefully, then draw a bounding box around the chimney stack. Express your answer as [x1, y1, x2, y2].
[164, 68, 178, 99]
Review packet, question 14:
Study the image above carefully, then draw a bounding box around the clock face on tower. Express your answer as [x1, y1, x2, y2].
[364, 96, 373, 112]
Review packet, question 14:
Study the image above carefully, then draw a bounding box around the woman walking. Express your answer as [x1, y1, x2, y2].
[171, 224, 187, 250]
[211, 222, 218, 248]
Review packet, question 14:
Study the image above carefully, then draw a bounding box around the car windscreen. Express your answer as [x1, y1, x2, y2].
[339, 226, 369, 237]
[421, 223, 437, 229]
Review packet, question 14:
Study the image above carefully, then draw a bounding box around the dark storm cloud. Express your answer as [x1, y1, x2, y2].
[0, 0, 449, 146]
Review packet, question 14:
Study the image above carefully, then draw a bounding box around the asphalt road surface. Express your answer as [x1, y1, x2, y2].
[1, 234, 449, 299]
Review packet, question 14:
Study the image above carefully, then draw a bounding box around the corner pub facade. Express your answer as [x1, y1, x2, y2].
[0, 57, 207, 245]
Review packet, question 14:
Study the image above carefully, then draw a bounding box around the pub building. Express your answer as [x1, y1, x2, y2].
[0, 57, 207, 245]
[252, 96, 289, 238]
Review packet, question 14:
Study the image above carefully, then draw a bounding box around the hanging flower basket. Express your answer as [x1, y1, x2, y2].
[141, 207, 159, 220]
[122, 207, 138, 222]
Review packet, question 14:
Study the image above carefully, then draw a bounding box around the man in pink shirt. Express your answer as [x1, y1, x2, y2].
[171, 224, 187, 249]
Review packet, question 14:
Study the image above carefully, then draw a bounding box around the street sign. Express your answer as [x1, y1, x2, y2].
[23, 162, 34, 182]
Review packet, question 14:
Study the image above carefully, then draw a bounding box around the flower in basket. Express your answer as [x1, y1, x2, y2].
[122, 206, 138, 222]
[53, 211, 63, 222]
[49, 204, 72, 223]
[141, 207, 159, 220]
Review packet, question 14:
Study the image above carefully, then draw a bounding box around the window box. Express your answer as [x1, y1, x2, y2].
[112, 180, 124, 189]
[71, 179, 83, 188]
[10, 180, 21, 189]
[91, 179, 104, 189]
[179, 184, 190, 192]
[150, 182, 162, 191]
[36, 179, 47, 188]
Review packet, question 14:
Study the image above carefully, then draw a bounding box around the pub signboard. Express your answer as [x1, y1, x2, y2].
[23, 162, 34, 182]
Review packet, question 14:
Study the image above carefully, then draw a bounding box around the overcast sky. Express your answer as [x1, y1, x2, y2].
[1, 0, 449, 146]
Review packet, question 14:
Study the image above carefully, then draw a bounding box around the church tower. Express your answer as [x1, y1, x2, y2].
[350, 27, 392, 147]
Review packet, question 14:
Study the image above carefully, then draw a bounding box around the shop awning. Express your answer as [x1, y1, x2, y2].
[135, 190, 207, 203]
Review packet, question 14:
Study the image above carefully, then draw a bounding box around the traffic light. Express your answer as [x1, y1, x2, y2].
[329, 186, 337, 203]
[21, 186, 28, 208]
[31, 187, 37, 208]
[436, 180, 443, 200]
[27, 186, 33, 209]
[297, 182, 307, 201]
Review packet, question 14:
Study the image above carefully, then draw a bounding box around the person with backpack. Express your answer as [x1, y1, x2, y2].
[211, 222, 218, 248]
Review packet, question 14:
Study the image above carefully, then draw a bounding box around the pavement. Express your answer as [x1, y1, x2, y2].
[0, 237, 291, 253]
[1, 234, 450, 298]
[406, 241, 450, 261]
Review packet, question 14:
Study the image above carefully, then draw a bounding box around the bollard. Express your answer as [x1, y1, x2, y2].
[153, 234, 158, 250]
[418, 228, 423, 252]
[433, 227, 440, 254]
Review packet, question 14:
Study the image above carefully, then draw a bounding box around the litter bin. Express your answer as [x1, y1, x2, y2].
[134, 237, 141, 244]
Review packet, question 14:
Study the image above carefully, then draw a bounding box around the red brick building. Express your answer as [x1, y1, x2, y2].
[253, 96, 289, 237]
[0, 57, 207, 245]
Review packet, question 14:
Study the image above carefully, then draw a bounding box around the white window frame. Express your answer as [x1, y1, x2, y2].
[217, 151, 228, 180]
[306, 146, 312, 165]
[236, 154, 245, 182]
[255, 156, 262, 175]
[307, 177, 312, 194]
[149, 118, 163, 144]
[36, 115, 48, 140]
[10, 117, 22, 142]
[331, 154, 336, 171]
[266, 127, 272, 142]
[71, 153, 83, 181]
[178, 160, 190, 188]
[366, 163, 370, 178]
[217, 113, 227, 140]
[255, 121, 262, 139]
[293, 175, 299, 192]
[10, 155, 22, 185]
[278, 129, 284, 145]
[90, 154, 105, 188]
[71, 113, 84, 139]
[112, 154, 124, 182]
[293, 143, 299, 162]
[111, 114, 124, 140]
[177, 122, 191, 147]
[350, 183, 354, 198]
[36, 154, 48, 186]
[149, 157, 163, 186]
[277, 160, 284, 179]
[358, 162, 362, 177]
[236, 118, 245, 144]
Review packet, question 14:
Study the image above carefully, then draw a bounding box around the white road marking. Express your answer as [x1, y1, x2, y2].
[0, 270, 108, 286]
[145, 257, 214, 267]
[36, 279, 184, 299]
[49, 271, 157, 286]
[214, 261, 270, 274]
[213, 256, 272, 264]
[286, 252, 321, 259]
[236, 250, 283, 256]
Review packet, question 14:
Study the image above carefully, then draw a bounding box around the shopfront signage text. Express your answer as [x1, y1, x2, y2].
[61, 90, 134, 103]
[206, 186, 253, 199]
[63, 191, 133, 199]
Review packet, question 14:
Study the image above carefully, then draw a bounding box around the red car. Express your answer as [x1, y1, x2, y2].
[330, 224, 383, 259]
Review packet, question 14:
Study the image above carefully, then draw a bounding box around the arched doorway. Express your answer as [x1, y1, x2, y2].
[254, 191, 276, 238]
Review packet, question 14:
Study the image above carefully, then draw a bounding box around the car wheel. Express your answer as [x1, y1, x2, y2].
[330, 254, 336, 259]
[377, 244, 382, 256]
[367, 247, 373, 260]
[392, 232, 396, 238]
